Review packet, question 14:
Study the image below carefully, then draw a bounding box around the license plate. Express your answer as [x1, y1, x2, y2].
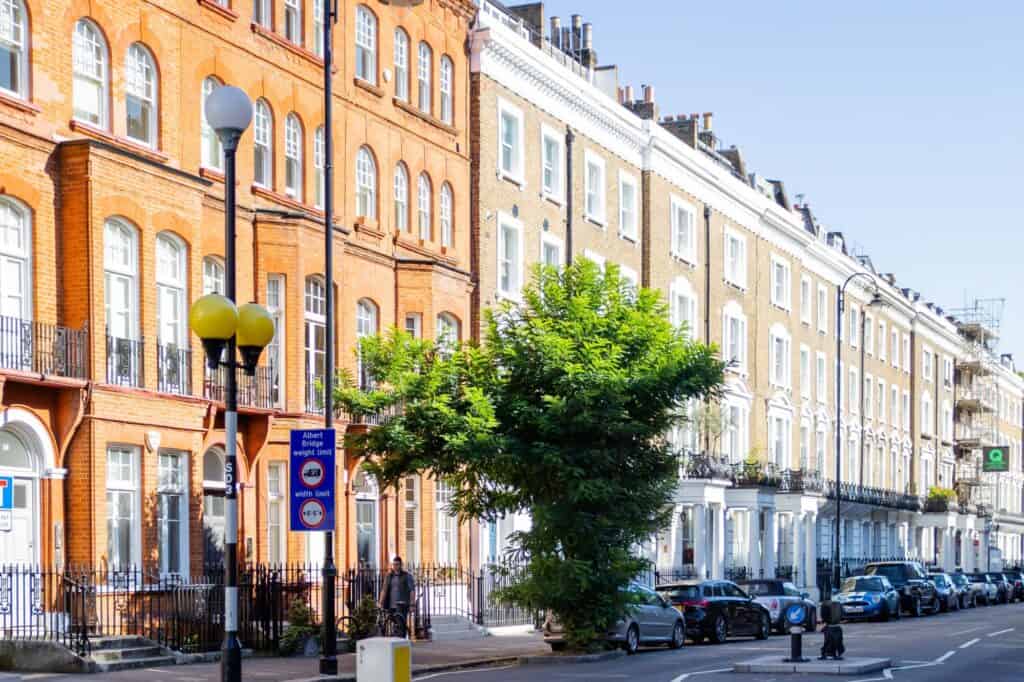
[846, 606, 864, 613]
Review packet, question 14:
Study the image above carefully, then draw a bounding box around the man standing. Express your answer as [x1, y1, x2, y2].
[379, 556, 416, 637]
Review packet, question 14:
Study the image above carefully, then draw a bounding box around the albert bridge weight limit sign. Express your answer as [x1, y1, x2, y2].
[290, 429, 336, 532]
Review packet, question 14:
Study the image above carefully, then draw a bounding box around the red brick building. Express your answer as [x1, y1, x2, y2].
[0, 0, 475, 574]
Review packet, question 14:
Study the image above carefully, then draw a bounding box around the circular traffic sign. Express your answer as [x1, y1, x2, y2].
[300, 458, 326, 488]
[989, 449, 1004, 464]
[299, 498, 327, 529]
[785, 604, 806, 626]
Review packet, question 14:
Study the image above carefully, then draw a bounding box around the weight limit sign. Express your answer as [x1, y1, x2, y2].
[289, 429, 336, 532]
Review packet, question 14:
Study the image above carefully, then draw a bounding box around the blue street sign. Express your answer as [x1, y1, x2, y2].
[289, 429, 336, 533]
[0, 476, 12, 510]
[785, 604, 806, 626]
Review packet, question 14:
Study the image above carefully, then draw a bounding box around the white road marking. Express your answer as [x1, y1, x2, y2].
[988, 628, 1015, 637]
[949, 626, 984, 636]
[883, 668, 894, 680]
[960, 637, 980, 649]
[670, 667, 731, 682]
[936, 650, 957, 663]
[415, 665, 516, 680]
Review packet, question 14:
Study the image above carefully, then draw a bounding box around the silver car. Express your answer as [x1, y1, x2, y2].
[739, 579, 818, 633]
[542, 582, 686, 654]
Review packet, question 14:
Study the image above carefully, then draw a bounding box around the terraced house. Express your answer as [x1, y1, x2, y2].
[0, 0, 476, 579]
[469, 1, 1024, 596]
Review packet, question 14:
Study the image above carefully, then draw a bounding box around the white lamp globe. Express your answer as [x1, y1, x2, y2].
[205, 85, 253, 134]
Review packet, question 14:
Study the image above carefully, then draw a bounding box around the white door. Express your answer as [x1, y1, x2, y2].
[0, 478, 35, 564]
[0, 255, 27, 369]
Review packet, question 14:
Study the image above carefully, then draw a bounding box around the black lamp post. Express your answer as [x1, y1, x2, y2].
[832, 273, 883, 597]
[193, 85, 273, 682]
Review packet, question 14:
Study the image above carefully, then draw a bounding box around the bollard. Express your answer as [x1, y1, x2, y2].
[356, 637, 411, 682]
[782, 604, 809, 663]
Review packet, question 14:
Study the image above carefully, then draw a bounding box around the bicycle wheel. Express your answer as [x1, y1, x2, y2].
[384, 612, 407, 638]
[336, 616, 357, 640]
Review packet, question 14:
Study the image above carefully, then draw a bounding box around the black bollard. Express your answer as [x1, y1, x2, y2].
[784, 630, 809, 663]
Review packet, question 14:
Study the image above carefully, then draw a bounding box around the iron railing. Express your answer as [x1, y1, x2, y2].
[678, 451, 733, 480]
[823, 479, 922, 511]
[730, 461, 782, 488]
[204, 366, 275, 409]
[157, 344, 192, 395]
[106, 336, 144, 387]
[305, 373, 325, 415]
[778, 468, 825, 494]
[0, 316, 88, 378]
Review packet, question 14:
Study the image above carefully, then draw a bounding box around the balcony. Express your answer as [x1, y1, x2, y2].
[957, 386, 995, 413]
[205, 366, 276, 409]
[157, 344, 192, 396]
[0, 316, 88, 378]
[729, 461, 782, 488]
[824, 480, 921, 511]
[777, 468, 825, 494]
[678, 451, 733, 480]
[305, 373, 326, 415]
[106, 335, 144, 388]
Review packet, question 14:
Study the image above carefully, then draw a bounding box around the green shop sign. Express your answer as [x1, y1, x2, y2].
[983, 446, 1011, 472]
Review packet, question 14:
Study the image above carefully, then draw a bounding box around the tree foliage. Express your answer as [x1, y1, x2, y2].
[336, 260, 724, 649]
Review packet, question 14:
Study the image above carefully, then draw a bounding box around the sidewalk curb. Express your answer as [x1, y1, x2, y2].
[518, 649, 627, 665]
[286, 655, 523, 681]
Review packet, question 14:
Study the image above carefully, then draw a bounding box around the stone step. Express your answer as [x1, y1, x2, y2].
[93, 655, 177, 673]
[88, 636, 151, 651]
[430, 627, 487, 641]
[91, 646, 166, 662]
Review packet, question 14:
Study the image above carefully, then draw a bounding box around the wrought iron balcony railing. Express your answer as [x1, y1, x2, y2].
[0, 315, 88, 378]
[824, 479, 922, 511]
[205, 365, 275, 409]
[677, 451, 734, 480]
[157, 344, 192, 396]
[106, 335, 144, 388]
[730, 461, 782, 488]
[778, 468, 825, 494]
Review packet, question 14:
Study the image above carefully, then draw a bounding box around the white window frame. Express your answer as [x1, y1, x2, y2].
[0, 195, 32, 322]
[540, 232, 563, 270]
[285, 0, 302, 45]
[156, 232, 188, 349]
[619, 265, 639, 296]
[157, 450, 189, 577]
[799, 276, 811, 324]
[496, 212, 523, 301]
[393, 28, 409, 101]
[817, 286, 829, 334]
[584, 150, 606, 225]
[864, 313, 874, 355]
[770, 255, 792, 310]
[417, 172, 432, 241]
[266, 274, 285, 408]
[618, 170, 639, 241]
[722, 300, 747, 375]
[922, 348, 934, 383]
[439, 183, 453, 248]
[285, 113, 303, 200]
[849, 367, 859, 415]
[314, 126, 325, 209]
[201, 77, 224, 171]
[942, 356, 953, 388]
[202, 255, 225, 295]
[864, 374, 873, 418]
[253, 99, 273, 188]
[356, 298, 378, 389]
[72, 19, 109, 128]
[878, 321, 887, 361]
[878, 379, 886, 422]
[767, 408, 792, 469]
[439, 55, 453, 124]
[355, 146, 377, 219]
[253, 0, 271, 28]
[891, 385, 899, 427]
[769, 324, 792, 390]
[921, 393, 933, 435]
[724, 228, 747, 289]
[355, 5, 377, 84]
[267, 462, 286, 563]
[496, 98, 524, 185]
[670, 276, 698, 340]
[902, 391, 911, 431]
[816, 352, 827, 404]
[436, 312, 460, 353]
[799, 344, 811, 398]
[723, 397, 751, 465]
[393, 163, 409, 232]
[670, 195, 696, 264]
[901, 334, 910, 374]
[435, 478, 458, 566]
[104, 218, 139, 341]
[891, 328, 900, 369]
[404, 313, 422, 339]
[540, 124, 564, 202]
[417, 41, 432, 114]
[106, 445, 141, 571]
[313, 0, 324, 57]
[124, 43, 157, 148]
[0, 0, 28, 100]
[849, 305, 859, 348]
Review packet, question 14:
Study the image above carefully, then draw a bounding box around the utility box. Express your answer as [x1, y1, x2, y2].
[356, 637, 411, 682]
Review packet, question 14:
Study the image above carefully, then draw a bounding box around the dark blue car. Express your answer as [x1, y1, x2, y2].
[834, 575, 901, 621]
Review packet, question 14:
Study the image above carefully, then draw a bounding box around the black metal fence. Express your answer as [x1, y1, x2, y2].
[157, 344, 192, 395]
[815, 555, 920, 597]
[106, 335, 144, 387]
[0, 317, 88, 378]
[205, 365, 276, 409]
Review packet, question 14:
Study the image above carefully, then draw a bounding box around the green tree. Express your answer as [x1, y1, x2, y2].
[337, 260, 724, 650]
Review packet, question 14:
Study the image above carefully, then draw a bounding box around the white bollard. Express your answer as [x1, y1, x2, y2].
[356, 637, 412, 682]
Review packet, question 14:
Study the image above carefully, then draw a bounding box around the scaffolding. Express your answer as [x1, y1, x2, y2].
[949, 298, 1006, 510]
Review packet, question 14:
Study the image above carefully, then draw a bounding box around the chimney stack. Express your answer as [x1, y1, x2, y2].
[644, 84, 655, 103]
[702, 112, 713, 132]
[550, 16, 561, 49]
[624, 85, 634, 102]
[571, 14, 582, 52]
[582, 23, 593, 50]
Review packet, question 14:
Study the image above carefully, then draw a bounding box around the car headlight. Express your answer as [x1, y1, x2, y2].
[869, 594, 881, 604]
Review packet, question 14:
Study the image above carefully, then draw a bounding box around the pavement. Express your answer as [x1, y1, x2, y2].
[0, 602, 1020, 681]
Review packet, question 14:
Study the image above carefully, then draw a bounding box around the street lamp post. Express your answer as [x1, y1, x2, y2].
[193, 85, 274, 682]
[833, 273, 883, 597]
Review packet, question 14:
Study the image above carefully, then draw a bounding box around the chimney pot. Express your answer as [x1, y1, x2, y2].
[550, 17, 562, 48]
[624, 85, 635, 102]
[703, 112, 713, 131]
[644, 84, 655, 103]
[663, 115, 674, 122]
[571, 14, 583, 29]
[582, 23, 593, 50]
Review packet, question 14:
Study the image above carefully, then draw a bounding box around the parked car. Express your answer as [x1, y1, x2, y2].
[863, 561, 939, 616]
[833, 575, 901, 621]
[542, 582, 686, 653]
[967, 573, 998, 605]
[926, 573, 960, 612]
[950, 572, 979, 608]
[985, 572, 1012, 604]
[657, 580, 772, 645]
[1002, 571, 1024, 602]
[739, 579, 817, 633]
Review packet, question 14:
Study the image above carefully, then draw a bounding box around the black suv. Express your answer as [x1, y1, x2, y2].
[1004, 571, 1024, 602]
[864, 561, 939, 616]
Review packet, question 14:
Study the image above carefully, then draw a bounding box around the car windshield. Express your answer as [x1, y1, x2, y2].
[985, 573, 1004, 581]
[842, 577, 883, 592]
[928, 575, 947, 586]
[659, 585, 702, 601]
[866, 564, 913, 582]
[951, 574, 968, 586]
[969, 574, 988, 582]
[743, 582, 783, 596]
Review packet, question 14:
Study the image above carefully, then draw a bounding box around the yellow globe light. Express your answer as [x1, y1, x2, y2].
[190, 294, 238, 370]
[236, 303, 274, 374]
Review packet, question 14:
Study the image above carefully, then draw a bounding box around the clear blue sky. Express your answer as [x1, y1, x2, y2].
[540, 0, 1024, 357]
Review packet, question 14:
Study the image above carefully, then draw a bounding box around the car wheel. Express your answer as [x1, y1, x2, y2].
[669, 621, 685, 650]
[624, 624, 639, 655]
[756, 612, 770, 641]
[912, 597, 923, 617]
[880, 602, 890, 622]
[548, 642, 567, 653]
[710, 614, 728, 644]
[892, 601, 901, 620]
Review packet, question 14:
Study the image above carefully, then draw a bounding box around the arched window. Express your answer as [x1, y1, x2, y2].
[200, 76, 223, 170]
[440, 55, 453, 124]
[105, 218, 141, 386]
[417, 173, 431, 241]
[202, 447, 226, 565]
[439, 182, 453, 248]
[304, 276, 327, 412]
[253, 99, 273, 187]
[314, 125, 325, 209]
[355, 146, 377, 219]
[417, 42, 432, 114]
[393, 28, 409, 102]
[285, 113, 303, 200]
[393, 163, 409, 232]
[435, 478, 457, 566]
[155, 233, 188, 358]
[0, 0, 28, 99]
[72, 19, 108, 127]
[0, 196, 30, 320]
[125, 43, 157, 147]
[436, 313, 459, 356]
[355, 5, 377, 84]
[202, 256, 225, 295]
[356, 298, 378, 389]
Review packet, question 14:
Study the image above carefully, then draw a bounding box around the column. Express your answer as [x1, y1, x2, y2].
[747, 509, 761, 577]
[713, 504, 727, 579]
[791, 512, 803, 585]
[660, 505, 681, 570]
[804, 513, 818, 596]
[764, 509, 777, 578]
[693, 503, 706, 579]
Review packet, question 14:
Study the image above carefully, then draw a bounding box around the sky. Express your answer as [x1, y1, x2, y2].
[539, 0, 1024, 357]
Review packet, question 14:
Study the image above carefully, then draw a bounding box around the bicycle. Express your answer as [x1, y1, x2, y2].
[376, 603, 410, 638]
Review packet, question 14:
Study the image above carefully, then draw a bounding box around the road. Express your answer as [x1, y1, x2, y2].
[417, 601, 1024, 682]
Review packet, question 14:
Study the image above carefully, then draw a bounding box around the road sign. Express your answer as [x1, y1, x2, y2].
[0, 476, 12, 510]
[785, 604, 806, 626]
[983, 446, 1010, 473]
[290, 429, 336, 533]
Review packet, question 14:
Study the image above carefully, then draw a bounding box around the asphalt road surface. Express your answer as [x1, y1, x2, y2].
[416, 600, 1024, 682]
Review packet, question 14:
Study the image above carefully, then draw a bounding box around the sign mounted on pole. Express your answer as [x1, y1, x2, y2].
[983, 446, 1010, 473]
[290, 429, 336, 532]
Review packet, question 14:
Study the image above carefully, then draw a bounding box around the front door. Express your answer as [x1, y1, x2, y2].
[0, 478, 34, 564]
[356, 499, 377, 568]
